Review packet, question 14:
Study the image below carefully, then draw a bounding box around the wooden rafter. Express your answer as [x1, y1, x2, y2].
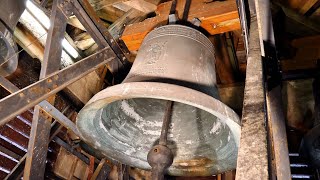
[121, 0, 241, 51]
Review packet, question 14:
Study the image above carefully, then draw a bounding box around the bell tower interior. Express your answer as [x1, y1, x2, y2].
[0, 0, 319, 179]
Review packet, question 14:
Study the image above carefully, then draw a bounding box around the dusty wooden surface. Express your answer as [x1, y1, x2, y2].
[235, 15, 269, 180]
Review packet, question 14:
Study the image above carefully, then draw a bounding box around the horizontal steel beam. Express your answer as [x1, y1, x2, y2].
[0, 76, 80, 136]
[0, 47, 116, 126]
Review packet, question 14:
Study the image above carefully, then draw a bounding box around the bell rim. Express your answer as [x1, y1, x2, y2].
[77, 82, 241, 176]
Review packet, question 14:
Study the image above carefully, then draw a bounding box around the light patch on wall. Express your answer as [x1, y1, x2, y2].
[19, 0, 79, 63]
[26, 0, 50, 29]
[62, 39, 79, 59]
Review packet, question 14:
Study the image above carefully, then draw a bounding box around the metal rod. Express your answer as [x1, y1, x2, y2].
[0, 47, 115, 126]
[169, 0, 177, 15]
[182, 0, 191, 22]
[148, 101, 174, 180]
[159, 101, 173, 146]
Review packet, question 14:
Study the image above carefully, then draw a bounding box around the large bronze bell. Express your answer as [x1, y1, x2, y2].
[0, 0, 26, 76]
[77, 25, 241, 176]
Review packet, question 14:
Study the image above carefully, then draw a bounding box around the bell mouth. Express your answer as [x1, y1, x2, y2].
[0, 31, 18, 76]
[76, 82, 240, 176]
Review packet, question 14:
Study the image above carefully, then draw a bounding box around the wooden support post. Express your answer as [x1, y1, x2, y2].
[235, 2, 268, 180]
[23, 0, 67, 179]
[90, 158, 106, 180]
[87, 156, 95, 180]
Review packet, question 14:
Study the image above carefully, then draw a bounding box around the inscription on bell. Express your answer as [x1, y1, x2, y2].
[146, 41, 167, 65]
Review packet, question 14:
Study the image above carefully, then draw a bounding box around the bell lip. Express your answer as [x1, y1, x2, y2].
[77, 82, 241, 176]
[85, 82, 240, 127]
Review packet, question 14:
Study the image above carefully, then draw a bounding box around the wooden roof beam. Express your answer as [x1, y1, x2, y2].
[121, 0, 241, 51]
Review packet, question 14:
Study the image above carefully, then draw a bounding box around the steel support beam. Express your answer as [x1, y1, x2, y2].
[70, 0, 129, 73]
[0, 47, 114, 126]
[23, 0, 67, 178]
[257, 0, 291, 178]
[266, 87, 291, 180]
[0, 76, 80, 137]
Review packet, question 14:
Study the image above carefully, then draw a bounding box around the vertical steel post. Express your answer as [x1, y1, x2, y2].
[23, 0, 67, 179]
[257, 0, 291, 178]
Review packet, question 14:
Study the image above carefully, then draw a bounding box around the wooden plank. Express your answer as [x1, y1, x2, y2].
[114, 0, 157, 13]
[108, 8, 145, 39]
[121, 0, 240, 51]
[281, 35, 320, 72]
[90, 159, 106, 180]
[0, 144, 22, 162]
[121, 1, 172, 51]
[291, 35, 320, 48]
[0, 155, 17, 173]
[277, 0, 319, 15]
[0, 139, 25, 157]
[7, 118, 31, 137]
[310, 7, 320, 20]
[187, 0, 240, 34]
[0, 126, 29, 151]
[235, 5, 268, 180]
[14, 24, 45, 61]
[68, 15, 86, 31]
[281, 5, 320, 33]
[298, 0, 319, 15]
[267, 86, 292, 179]
[90, 0, 156, 22]
[96, 5, 126, 22]
[89, 0, 128, 10]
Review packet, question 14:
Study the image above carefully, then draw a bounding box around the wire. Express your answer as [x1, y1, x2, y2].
[1, 31, 48, 65]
